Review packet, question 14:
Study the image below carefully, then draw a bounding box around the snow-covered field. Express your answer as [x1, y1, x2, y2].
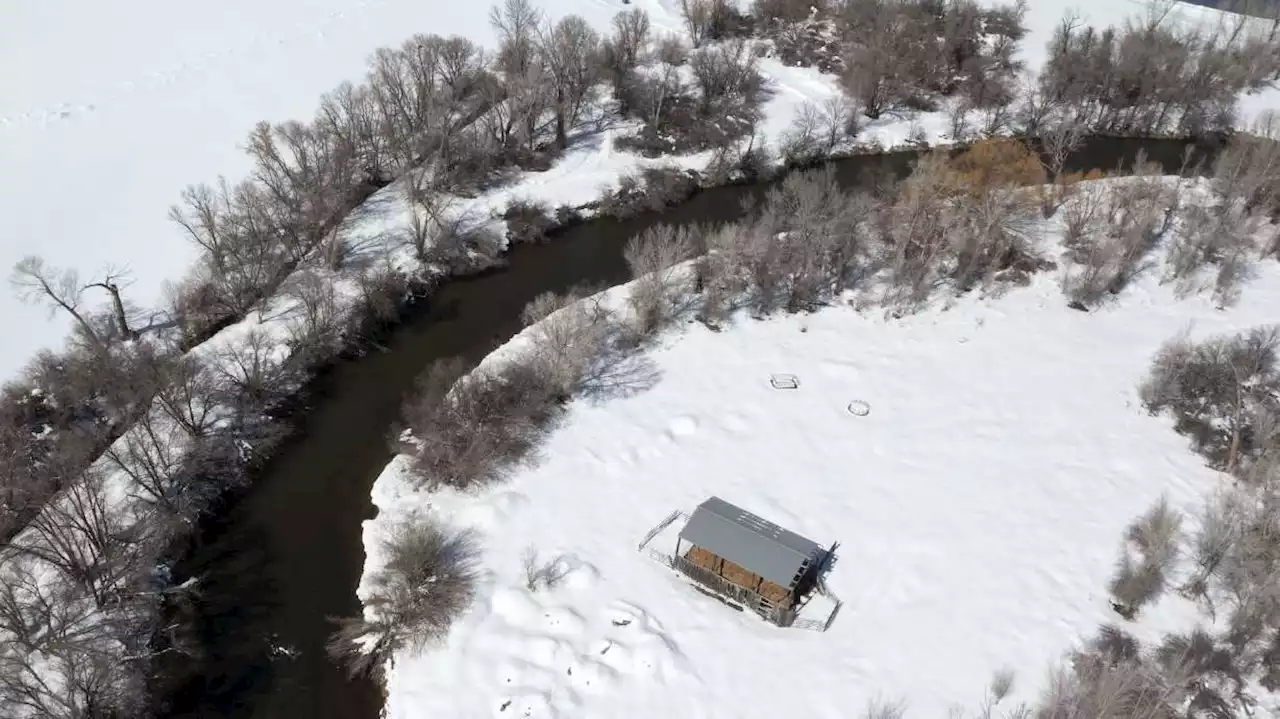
[4, 0, 1277, 382]
[360, 177, 1280, 718]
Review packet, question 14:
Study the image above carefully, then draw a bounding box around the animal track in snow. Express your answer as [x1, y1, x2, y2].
[485, 590, 690, 716]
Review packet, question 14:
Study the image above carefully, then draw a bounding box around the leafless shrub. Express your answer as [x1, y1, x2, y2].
[1179, 489, 1241, 613]
[1062, 171, 1174, 308]
[690, 39, 764, 117]
[502, 199, 555, 245]
[624, 224, 701, 337]
[761, 167, 875, 311]
[403, 355, 563, 490]
[1165, 203, 1264, 307]
[1154, 629, 1242, 715]
[780, 96, 861, 166]
[698, 169, 874, 317]
[282, 268, 344, 365]
[1214, 113, 1280, 214]
[862, 696, 908, 719]
[521, 547, 572, 591]
[974, 668, 1022, 719]
[1138, 327, 1280, 472]
[622, 37, 763, 155]
[210, 328, 292, 410]
[1109, 496, 1184, 618]
[1178, 476, 1280, 664]
[882, 153, 952, 307]
[704, 133, 776, 186]
[941, 140, 1047, 292]
[521, 291, 620, 396]
[598, 167, 700, 219]
[1035, 624, 1189, 719]
[353, 259, 411, 331]
[328, 518, 479, 677]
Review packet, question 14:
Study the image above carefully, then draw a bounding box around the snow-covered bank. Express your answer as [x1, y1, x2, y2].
[360, 174, 1280, 717]
[6, 0, 1276, 381]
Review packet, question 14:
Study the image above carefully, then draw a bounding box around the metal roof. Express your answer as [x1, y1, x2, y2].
[678, 496, 824, 588]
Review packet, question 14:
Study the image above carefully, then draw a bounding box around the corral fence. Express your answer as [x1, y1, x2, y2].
[637, 509, 686, 551]
[791, 577, 844, 633]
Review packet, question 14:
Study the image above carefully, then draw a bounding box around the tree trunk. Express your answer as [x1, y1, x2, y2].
[555, 88, 568, 150]
[107, 285, 137, 341]
[1227, 376, 1244, 473]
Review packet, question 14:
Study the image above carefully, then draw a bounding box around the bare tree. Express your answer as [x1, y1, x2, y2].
[283, 269, 342, 361]
[317, 81, 392, 185]
[152, 355, 221, 438]
[404, 169, 441, 264]
[491, 0, 543, 78]
[82, 268, 138, 341]
[0, 627, 143, 719]
[689, 39, 763, 118]
[1036, 115, 1088, 216]
[169, 179, 286, 317]
[1139, 326, 1280, 472]
[245, 118, 357, 258]
[730, 167, 874, 313]
[602, 9, 652, 110]
[366, 40, 448, 171]
[680, 0, 734, 46]
[538, 16, 601, 150]
[11, 467, 140, 608]
[11, 257, 104, 349]
[1038, 116, 1087, 181]
[210, 327, 291, 408]
[838, 1, 917, 120]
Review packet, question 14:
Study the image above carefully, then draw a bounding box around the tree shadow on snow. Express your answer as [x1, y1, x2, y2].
[577, 339, 662, 403]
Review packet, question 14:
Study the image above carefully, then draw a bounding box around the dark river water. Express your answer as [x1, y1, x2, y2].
[157, 136, 1217, 718]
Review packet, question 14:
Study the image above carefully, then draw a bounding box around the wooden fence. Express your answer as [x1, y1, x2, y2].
[637, 509, 685, 551]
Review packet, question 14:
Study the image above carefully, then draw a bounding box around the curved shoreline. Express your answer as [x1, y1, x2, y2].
[356, 169, 1280, 717]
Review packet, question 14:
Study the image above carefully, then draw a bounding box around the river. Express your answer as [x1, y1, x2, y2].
[156, 136, 1218, 718]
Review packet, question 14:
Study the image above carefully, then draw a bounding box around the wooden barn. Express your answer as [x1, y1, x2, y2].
[669, 496, 834, 626]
